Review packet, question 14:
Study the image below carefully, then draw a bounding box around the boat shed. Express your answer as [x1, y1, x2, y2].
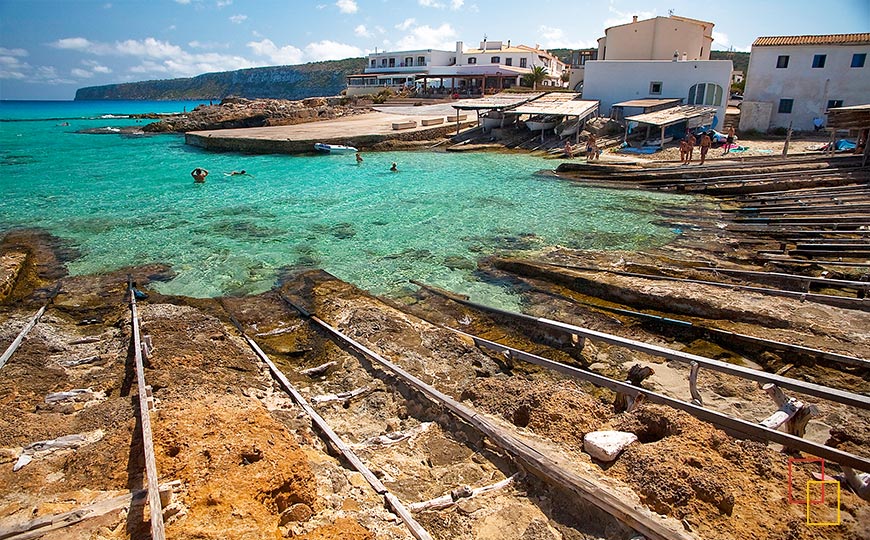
[826, 104, 870, 165]
[451, 93, 544, 111]
[624, 105, 717, 147]
[510, 94, 600, 143]
[611, 98, 683, 122]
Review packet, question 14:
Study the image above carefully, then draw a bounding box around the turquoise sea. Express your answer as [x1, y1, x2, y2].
[0, 100, 687, 308]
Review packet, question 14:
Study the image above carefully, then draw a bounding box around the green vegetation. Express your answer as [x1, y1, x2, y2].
[522, 66, 549, 90]
[75, 57, 367, 101]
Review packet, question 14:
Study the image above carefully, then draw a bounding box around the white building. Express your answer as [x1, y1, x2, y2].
[597, 15, 714, 61]
[583, 59, 733, 126]
[346, 40, 566, 96]
[739, 34, 870, 132]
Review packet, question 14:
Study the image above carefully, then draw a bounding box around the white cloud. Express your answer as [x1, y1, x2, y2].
[83, 59, 112, 73]
[395, 18, 416, 31]
[304, 40, 364, 61]
[538, 25, 597, 49]
[711, 31, 749, 52]
[115, 38, 184, 58]
[247, 38, 304, 65]
[450, 0, 464, 8]
[418, 0, 444, 7]
[229, 14, 247, 24]
[216, 0, 232, 7]
[51, 37, 94, 51]
[395, 23, 457, 51]
[354, 25, 372, 38]
[335, 0, 358, 14]
[316, 3, 326, 9]
[374, 25, 385, 34]
[0, 47, 28, 57]
[71, 68, 93, 78]
[174, 0, 191, 4]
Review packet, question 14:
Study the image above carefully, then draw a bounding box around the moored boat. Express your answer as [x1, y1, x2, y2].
[481, 111, 517, 130]
[314, 142, 359, 153]
[525, 115, 561, 131]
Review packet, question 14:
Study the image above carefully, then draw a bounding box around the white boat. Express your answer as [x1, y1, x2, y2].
[314, 142, 358, 153]
[556, 120, 581, 139]
[525, 115, 561, 131]
[643, 136, 673, 147]
[481, 111, 516, 130]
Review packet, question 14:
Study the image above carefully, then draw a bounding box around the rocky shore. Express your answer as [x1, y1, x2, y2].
[141, 97, 371, 133]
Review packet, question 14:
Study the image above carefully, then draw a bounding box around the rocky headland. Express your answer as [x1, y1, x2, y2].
[141, 97, 372, 133]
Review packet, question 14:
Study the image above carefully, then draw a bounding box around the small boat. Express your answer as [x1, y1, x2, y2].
[314, 143, 358, 153]
[481, 111, 516, 130]
[525, 115, 561, 131]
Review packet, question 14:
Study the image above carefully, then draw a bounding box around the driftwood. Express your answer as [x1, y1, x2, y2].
[67, 337, 101, 345]
[0, 306, 46, 371]
[614, 364, 654, 412]
[760, 383, 818, 438]
[311, 386, 374, 405]
[13, 430, 105, 471]
[0, 481, 181, 540]
[300, 361, 337, 378]
[352, 422, 432, 448]
[689, 362, 703, 406]
[59, 355, 102, 367]
[409, 473, 520, 513]
[44, 388, 102, 405]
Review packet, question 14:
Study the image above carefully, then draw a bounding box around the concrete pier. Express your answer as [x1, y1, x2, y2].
[186, 111, 474, 154]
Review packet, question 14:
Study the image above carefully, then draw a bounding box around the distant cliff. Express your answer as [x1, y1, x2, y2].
[74, 58, 367, 101]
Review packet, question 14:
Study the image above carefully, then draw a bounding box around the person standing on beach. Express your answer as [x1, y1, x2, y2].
[679, 138, 689, 164]
[723, 126, 735, 155]
[586, 134, 598, 161]
[699, 133, 712, 164]
[686, 133, 696, 163]
[191, 167, 208, 183]
[564, 141, 574, 158]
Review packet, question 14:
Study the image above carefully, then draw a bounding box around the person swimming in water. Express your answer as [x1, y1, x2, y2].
[390, 162, 398, 172]
[191, 167, 208, 183]
[225, 170, 251, 177]
[356, 153, 363, 164]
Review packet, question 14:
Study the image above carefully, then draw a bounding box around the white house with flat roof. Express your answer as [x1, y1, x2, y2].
[739, 33, 870, 132]
[346, 40, 566, 96]
[597, 14, 714, 61]
[583, 59, 733, 127]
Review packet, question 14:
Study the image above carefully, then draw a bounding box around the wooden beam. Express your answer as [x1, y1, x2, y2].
[279, 295, 693, 540]
[0, 306, 45, 371]
[447, 327, 870, 472]
[226, 313, 433, 540]
[413, 279, 870, 411]
[128, 281, 165, 540]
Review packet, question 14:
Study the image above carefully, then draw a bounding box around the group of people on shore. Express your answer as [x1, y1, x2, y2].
[679, 126, 735, 165]
[564, 134, 600, 161]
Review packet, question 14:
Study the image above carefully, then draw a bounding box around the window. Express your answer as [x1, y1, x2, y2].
[852, 53, 866, 68]
[827, 100, 844, 110]
[380, 59, 387, 67]
[417, 56, 425, 66]
[812, 54, 826, 68]
[687, 83, 723, 106]
[776, 55, 789, 68]
[519, 57, 527, 68]
[388, 58, 395, 67]
[491, 56, 500, 64]
[649, 81, 662, 95]
[505, 57, 512, 66]
[370, 60, 375, 67]
[778, 98, 794, 114]
[467, 57, 477, 64]
[404, 57, 412, 67]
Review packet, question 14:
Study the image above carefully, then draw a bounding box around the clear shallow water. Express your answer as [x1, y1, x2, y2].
[1, 100, 686, 308]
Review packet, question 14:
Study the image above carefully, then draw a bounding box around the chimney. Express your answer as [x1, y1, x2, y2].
[682, 52, 687, 61]
[673, 50, 679, 61]
[507, 39, 511, 48]
[632, 15, 638, 23]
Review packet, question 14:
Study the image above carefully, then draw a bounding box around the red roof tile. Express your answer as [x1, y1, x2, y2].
[753, 34, 870, 47]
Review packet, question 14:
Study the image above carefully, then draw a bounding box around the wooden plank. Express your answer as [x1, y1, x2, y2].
[226, 315, 433, 540]
[127, 283, 165, 540]
[414, 281, 870, 410]
[0, 482, 178, 540]
[0, 306, 45, 371]
[449, 327, 870, 472]
[278, 297, 693, 540]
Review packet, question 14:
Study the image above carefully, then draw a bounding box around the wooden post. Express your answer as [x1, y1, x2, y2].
[782, 121, 793, 157]
[660, 125, 666, 149]
[689, 362, 703, 406]
[0, 306, 46, 371]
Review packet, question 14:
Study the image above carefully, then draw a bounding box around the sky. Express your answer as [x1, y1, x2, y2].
[0, 0, 868, 100]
